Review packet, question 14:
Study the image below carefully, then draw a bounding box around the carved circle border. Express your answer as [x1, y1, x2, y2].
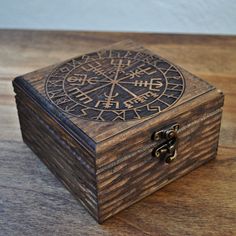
[45, 50, 185, 121]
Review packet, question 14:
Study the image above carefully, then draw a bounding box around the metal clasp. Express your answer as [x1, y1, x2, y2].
[152, 124, 179, 163]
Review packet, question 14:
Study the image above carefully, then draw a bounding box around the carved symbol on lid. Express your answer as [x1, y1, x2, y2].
[45, 50, 185, 122]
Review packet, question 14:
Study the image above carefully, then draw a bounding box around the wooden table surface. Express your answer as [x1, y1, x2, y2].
[0, 30, 235, 236]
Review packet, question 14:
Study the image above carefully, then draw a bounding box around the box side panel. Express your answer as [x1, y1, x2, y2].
[14, 88, 99, 221]
[14, 84, 96, 170]
[13, 76, 97, 152]
[97, 95, 223, 222]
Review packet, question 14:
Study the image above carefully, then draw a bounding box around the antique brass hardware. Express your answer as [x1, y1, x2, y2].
[152, 124, 179, 163]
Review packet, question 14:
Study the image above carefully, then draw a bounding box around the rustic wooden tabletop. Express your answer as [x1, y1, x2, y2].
[0, 30, 235, 236]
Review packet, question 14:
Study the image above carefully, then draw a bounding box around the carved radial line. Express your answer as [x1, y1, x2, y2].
[105, 59, 123, 105]
[116, 62, 146, 82]
[113, 59, 123, 80]
[117, 68, 138, 82]
[81, 82, 111, 95]
[95, 79, 113, 83]
[71, 74, 111, 84]
[106, 83, 116, 105]
[116, 83, 139, 98]
[119, 81, 138, 85]
[115, 70, 139, 83]
[116, 74, 132, 83]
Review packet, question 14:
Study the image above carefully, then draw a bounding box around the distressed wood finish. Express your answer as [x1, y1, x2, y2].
[14, 83, 99, 220]
[12, 40, 224, 223]
[0, 30, 235, 235]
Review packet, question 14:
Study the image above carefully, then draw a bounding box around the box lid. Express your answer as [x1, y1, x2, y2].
[13, 40, 222, 153]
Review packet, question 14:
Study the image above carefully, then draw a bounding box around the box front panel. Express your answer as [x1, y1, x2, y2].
[96, 108, 223, 222]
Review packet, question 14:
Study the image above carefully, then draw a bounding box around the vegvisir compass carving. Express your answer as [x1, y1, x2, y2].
[45, 50, 185, 121]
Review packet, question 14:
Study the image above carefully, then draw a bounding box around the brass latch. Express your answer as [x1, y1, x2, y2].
[152, 124, 179, 163]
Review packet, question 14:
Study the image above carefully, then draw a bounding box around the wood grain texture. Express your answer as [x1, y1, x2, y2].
[0, 30, 235, 235]
[12, 40, 224, 222]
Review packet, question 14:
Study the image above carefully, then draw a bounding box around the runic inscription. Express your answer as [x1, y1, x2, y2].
[45, 49, 185, 121]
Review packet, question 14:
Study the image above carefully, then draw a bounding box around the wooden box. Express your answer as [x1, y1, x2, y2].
[13, 40, 224, 223]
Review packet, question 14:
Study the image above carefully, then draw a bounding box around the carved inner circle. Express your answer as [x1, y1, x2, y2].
[63, 58, 166, 111]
